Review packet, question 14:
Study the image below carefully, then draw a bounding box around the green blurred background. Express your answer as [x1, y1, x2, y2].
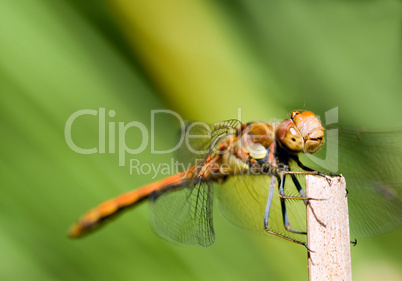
[1, 0, 401, 280]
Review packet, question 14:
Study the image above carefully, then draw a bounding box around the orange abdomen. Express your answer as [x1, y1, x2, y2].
[68, 171, 189, 238]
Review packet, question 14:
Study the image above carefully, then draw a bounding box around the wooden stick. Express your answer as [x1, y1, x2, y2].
[306, 175, 352, 281]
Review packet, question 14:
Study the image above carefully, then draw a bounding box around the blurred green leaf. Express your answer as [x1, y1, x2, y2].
[1, 0, 401, 280]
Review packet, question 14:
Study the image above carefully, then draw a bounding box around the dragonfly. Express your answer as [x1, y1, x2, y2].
[69, 110, 402, 249]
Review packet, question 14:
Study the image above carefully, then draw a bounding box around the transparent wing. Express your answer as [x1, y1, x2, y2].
[300, 128, 402, 237]
[150, 179, 215, 247]
[217, 174, 308, 243]
[176, 119, 242, 170]
[150, 117, 241, 248]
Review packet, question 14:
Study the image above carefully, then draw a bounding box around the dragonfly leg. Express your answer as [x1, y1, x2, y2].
[283, 170, 332, 185]
[280, 197, 307, 234]
[290, 174, 307, 205]
[289, 155, 320, 173]
[264, 175, 313, 251]
[278, 171, 324, 201]
[263, 176, 276, 229]
[289, 172, 326, 227]
[279, 172, 307, 234]
[289, 155, 333, 183]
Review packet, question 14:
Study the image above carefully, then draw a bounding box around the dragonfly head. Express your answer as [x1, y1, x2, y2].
[275, 111, 325, 154]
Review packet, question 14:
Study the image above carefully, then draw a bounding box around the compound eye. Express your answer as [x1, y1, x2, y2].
[304, 139, 323, 153]
[304, 129, 325, 154]
[275, 120, 304, 153]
